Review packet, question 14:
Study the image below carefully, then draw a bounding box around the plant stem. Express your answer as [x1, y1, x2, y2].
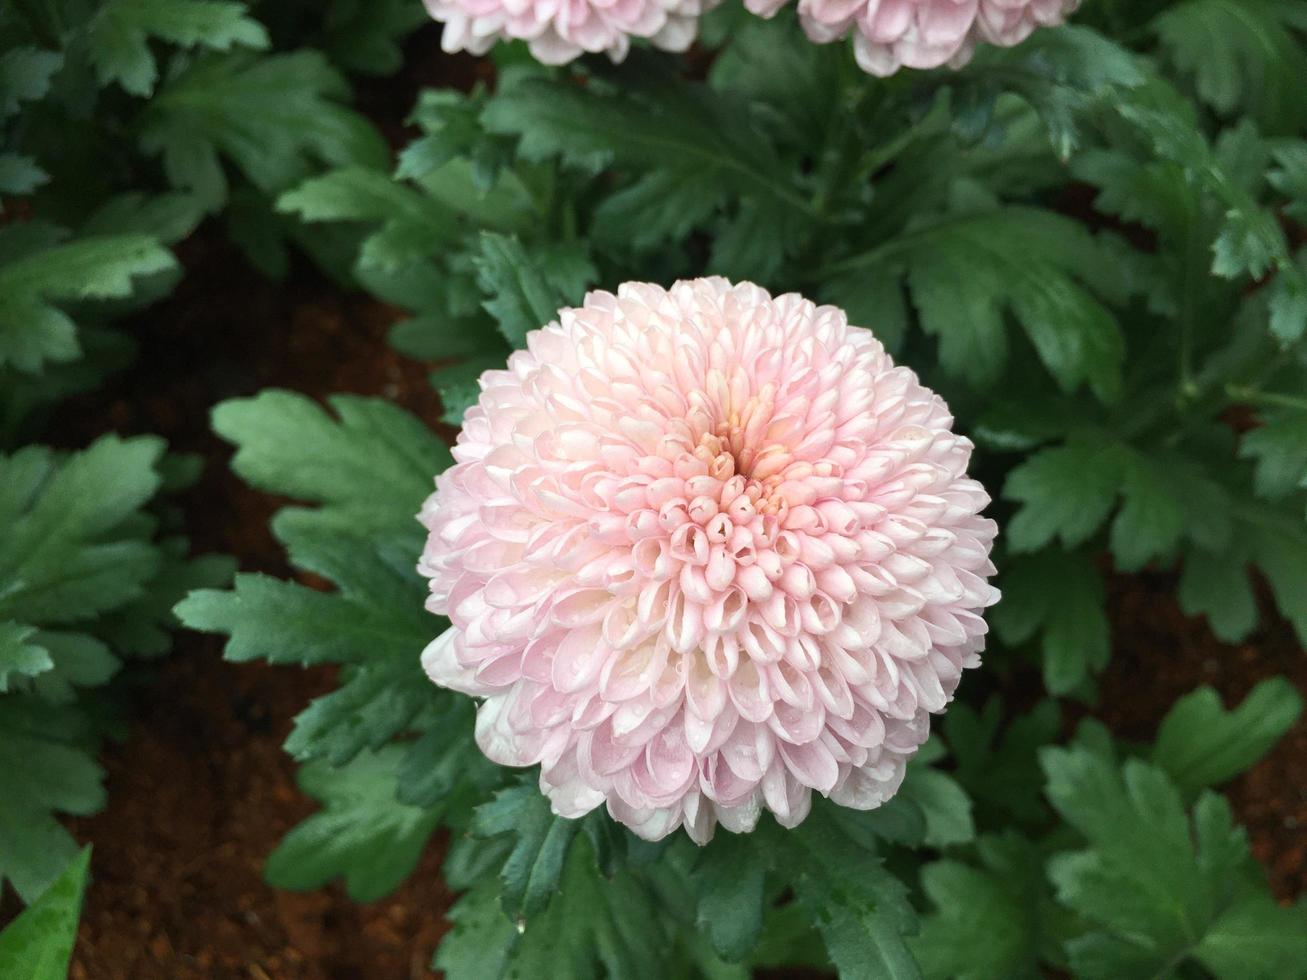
[1224, 385, 1307, 413]
[847, 116, 933, 187]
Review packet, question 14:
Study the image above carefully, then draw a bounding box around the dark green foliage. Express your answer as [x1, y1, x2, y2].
[1151, 679, 1303, 799]
[86, 0, 269, 96]
[0, 0, 1280, 977]
[913, 833, 1070, 980]
[187, 352, 1306, 980]
[265, 748, 442, 902]
[0, 438, 230, 902]
[473, 232, 596, 346]
[0, 229, 175, 373]
[0, 848, 90, 980]
[177, 392, 450, 765]
[0, 0, 425, 952]
[786, 806, 922, 979]
[1042, 745, 1307, 978]
[139, 50, 387, 212]
[691, 832, 766, 961]
[1153, 0, 1307, 134]
[471, 781, 585, 922]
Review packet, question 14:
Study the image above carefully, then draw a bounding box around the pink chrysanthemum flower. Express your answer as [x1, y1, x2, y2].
[423, 0, 714, 65]
[418, 278, 998, 843]
[745, 0, 1080, 77]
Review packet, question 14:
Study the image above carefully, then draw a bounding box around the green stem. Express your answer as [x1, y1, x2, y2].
[809, 54, 870, 219]
[1224, 385, 1307, 413]
[847, 114, 935, 187]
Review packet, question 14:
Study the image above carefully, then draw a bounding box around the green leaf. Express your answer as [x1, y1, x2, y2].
[960, 26, 1146, 157]
[1154, 0, 1307, 134]
[1042, 746, 1275, 979]
[785, 805, 921, 980]
[899, 764, 975, 848]
[0, 236, 175, 373]
[473, 233, 595, 347]
[177, 565, 432, 765]
[0, 697, 104, 903]
[277, 166, 459, 271]
[80, 193, 206, 245]
[473, 782, 582, 923]
[430, 357, 497, 426]
[1178, 545, 1258, 643]
[710, 200, 796, 284]
[395, 699, 496, 809]
[1108, 452, 1188, 571]
[441, 832, 672, 980]
[398, 89, 527, 219]
[511, 835, 669, 980]
[946, 700, 1061, 827]
[1194, 893, 1307, 979]
[1005, 434, 1193, 571]
[0, 847, 90, 980]
[1004, 438, 1127, 552]
[175, 575, 396, 674]
[87, 0, 268, 96]
[388, 314, 504, 361]
[265, 747, 439, 902]
[994, 550, 1109, 695]
[98, 545, 235, 659]
[0, 437, 165, 626]
[1072, 149, 1196, 246]
[1245, 516, 1307, 646]
[0, 622, 51, 691]
[1152, 679, 1303, 800]
[210, 390, 449, 529]
[593, 170, 723, 253]
[179, 392, 451, 763]
[912, 833, 1059, 980]
[821, 266, 909, 354]
[434, 882, 518, 980]
[859, 209, 1124, 399]
[318, 0, 427, 75]
[28, 632, 119, 704]
[1271, 143, 1307, 223]
[1115, 100, 1295, 286]
[140, 51, 387, 210]
[0, 48, 63, 119]
[1267, 267, 1307, 344]
[482, 73, 803, 219]
[1239, 412, 1307, 498]
[0, 154, 48, 196]
[692, 832, 766, 962]
[709, 7, 840, 146]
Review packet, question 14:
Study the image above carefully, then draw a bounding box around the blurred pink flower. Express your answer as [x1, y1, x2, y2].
[745, 0, 1080, 76]
[423, 0, 713, 65]
[418, 278, 998, 842]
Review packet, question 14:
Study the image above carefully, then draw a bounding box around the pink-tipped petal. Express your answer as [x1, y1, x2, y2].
[418, 278, 998, 842]
[758, 0, 1078, 77]
[424, 0, 718, 64]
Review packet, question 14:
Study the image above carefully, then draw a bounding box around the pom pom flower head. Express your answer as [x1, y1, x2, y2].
[423, 0, 715, 65]
[419, 279, 998, 843]
[746, 0, 1082, 77]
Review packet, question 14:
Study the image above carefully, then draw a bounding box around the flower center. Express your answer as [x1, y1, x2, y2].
[691, 431, 787, 518]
